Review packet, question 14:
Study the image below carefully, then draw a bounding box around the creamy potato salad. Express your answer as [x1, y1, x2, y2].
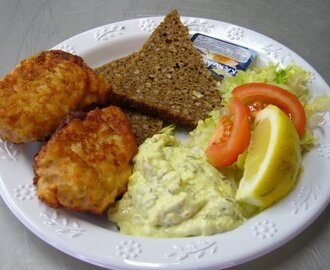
[108, 127, 249, 237]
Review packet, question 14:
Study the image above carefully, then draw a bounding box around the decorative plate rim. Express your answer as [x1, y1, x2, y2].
[0, 15, 330, 270]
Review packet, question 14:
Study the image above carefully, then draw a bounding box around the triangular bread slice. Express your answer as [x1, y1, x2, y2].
[95, 54, 163, 145]
[97, 9, 220, 129]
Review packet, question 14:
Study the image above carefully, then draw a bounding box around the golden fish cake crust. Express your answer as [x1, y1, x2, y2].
[0, 50, 110, 143]
[33, 106, 137, 214]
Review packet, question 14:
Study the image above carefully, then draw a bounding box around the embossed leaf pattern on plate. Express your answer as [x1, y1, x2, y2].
[139, 19, 158, 32]
[308, 112, 330, 129]
[0, 139, 20, 161]
[290, 183, 320, 215]
[316, 143, 330, 159]
[13, 184, 36, 201]
[41, 210, 86, 238]
[226, 26, 244, 40]
[56, 44, 75, 54]
[252, 220, 278, 239]
[164, 240, 217, 261]
[116, 240, 143, 259]
[182, 18, 214, 33]
[261, 44, 292, 65]
[94, 25, 126, 41]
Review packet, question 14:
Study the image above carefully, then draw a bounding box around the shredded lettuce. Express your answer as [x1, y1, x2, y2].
[219, 63, 311, 106]
[186, 62, 330, 172]
[218, 63, 330, 150]
[299, 130, 316, 151]
[185, 110, 220, 151]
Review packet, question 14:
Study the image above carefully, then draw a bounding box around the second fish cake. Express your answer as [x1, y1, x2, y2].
[33, 106, 137, 214]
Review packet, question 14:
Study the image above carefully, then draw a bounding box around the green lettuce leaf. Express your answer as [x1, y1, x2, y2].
[219, 63, 311, 106]
[185, 110, 220, 151]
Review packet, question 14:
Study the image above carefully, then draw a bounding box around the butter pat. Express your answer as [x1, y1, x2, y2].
[192, 33, 257, 80]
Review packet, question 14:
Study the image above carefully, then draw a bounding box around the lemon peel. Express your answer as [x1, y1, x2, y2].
[236, 105, 301, 209]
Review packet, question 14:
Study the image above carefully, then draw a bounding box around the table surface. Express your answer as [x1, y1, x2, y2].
[0, 1, 329, 269]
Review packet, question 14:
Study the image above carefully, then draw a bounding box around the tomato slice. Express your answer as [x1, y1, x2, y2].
[206, 97, 251, 168]
[232, 83, 306, 136]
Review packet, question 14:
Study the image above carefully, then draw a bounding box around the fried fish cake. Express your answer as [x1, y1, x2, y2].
[0, 50, 111, 143]
[33, 106, 137, 214]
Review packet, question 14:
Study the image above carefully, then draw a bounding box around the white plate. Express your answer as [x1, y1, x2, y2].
[1, 16, 330, 270]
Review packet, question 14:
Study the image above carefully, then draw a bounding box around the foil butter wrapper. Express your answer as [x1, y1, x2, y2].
[192, 33, 257, 80]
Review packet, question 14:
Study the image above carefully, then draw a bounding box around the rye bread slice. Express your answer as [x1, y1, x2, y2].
[123, 109, 163, 145]
[95, 54, 163, 145]
[97, 9, 220, 129]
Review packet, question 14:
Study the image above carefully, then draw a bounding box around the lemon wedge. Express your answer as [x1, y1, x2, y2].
[236, 104, 301, 209]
